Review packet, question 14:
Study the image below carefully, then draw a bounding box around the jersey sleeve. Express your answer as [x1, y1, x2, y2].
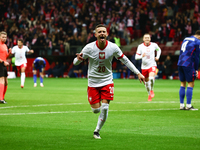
[73, 45, 90, 65]
[113, 45, 123, 59]
[155, 43, 161, 59]
[135, 45, 142, 60]
[11, 47, 15, 54]
[194, 41, 200, 70]
[25, 46, 30, 52]
[81, 45, 90, 60]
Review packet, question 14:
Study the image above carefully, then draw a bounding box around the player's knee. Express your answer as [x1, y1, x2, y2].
[91, 107, 100, 114]
[101, 103, 109, 110]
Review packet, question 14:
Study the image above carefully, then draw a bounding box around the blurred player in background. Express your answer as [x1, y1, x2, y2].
[135, 33, 161, 101]
[32, 57, 46, 87]
[0, 31, 11, 104]
[73, 24, 145, 139]
[11, 39, 34, 88]
[177, 30, 200, 110]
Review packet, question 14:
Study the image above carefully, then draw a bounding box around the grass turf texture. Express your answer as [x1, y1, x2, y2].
[0, 78, 200, 150]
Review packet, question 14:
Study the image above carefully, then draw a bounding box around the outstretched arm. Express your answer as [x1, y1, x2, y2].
[73, 53, 84, 65]
[120, 55, 145, 84]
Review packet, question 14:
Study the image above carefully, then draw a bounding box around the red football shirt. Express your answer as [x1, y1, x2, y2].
[0, 41, 9, 61]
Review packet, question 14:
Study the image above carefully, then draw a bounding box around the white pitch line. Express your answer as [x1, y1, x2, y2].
[0, 108, 178, 116]
[0, 103, 86, 109]
[1, 101, 200, 109]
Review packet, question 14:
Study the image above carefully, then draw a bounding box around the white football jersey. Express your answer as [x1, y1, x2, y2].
[12, 45, 30, 66]
[81, 40, 123, 87]
[136, 42, 161, 69]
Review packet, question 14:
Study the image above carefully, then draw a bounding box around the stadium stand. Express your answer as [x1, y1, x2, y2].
[1, 0, 200, 78]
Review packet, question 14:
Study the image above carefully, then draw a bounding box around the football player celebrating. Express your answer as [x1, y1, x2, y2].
[135, 34, 161, 101]
[73, 24, 145, 139]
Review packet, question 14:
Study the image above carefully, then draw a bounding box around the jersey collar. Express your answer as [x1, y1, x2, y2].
[96, 40, 108, 50]
[18, 45, 23, 49]
[143, 42, 151, 47]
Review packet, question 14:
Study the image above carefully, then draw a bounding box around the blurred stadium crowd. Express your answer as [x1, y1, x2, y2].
[0, 0, 200, 56]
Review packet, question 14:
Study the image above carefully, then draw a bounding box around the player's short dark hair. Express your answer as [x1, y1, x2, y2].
[39, 60, 44, 66]
[195, 30, 200, 35]
[18, 39, 24, 43]
[95, 24, 106, 30]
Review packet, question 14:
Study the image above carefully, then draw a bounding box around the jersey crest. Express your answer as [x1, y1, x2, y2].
[99, 52, 105, 59]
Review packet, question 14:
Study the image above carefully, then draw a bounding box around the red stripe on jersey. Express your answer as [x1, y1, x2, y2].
[96, 40, 108, 50]
[118, 54, 124, 59]
[136, 53, 141, 55]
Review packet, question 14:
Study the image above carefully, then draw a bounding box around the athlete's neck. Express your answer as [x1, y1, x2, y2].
[96, 40, 108, 50]
[144, 42, 150, 46]
[98, 42, 105, 49]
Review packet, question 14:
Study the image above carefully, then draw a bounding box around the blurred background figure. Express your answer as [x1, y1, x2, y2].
[163, 55, 173, 79]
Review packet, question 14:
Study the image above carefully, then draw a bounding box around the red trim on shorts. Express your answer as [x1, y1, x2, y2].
[142, 66, 157, 78]
[17, 63, 27, 70]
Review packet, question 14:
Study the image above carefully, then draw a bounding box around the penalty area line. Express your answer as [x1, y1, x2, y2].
[0, 108, 178, 116]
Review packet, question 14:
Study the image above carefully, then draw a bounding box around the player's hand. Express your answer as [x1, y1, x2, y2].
[155, 57, 159, 61]
[142, 53, 146, 57]
[30, 50, 34, 53]
[196, 71, 198, 78]
[76, 53, 84, 61]
[137, 73, 145, 85]
[8, 48, 12, 54]
[4, 61, 9, 66]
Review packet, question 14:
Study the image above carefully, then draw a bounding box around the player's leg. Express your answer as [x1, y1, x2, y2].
[33, 70, 37, 87]
[142, 69, 151, 101]
[149, 66, 157, 98]
[0, 77, 6, 103]
[179, 81, 186, 110]
[3, 66, 8, 101]
[94, 99, 110, 136]
[39, 67, 45, 87]
[186, 81, 195, 109]
[0, 63, 5, 103]
[88, 86, 102, 139]
[145, 78, 151, 101]
[94, 84, 113, 139]
[20, 65, 26, 88]
[3, 77, 8, 101]
[33, 63, 37, 87]
[178, 66, 186, 110]
[183, 67, 197, 110]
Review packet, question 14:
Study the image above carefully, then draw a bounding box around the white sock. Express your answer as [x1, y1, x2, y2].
[95, 103, 109, 132]
[180, 103, 185, 107]
[186, 104, 191, 108]
[145, 81, 151, 95]
[149, 77, 155, 91]
[21, 73, 25, 86]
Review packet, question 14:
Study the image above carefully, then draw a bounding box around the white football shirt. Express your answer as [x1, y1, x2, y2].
[81, 40, 124, 87]
[12, 45, 30, 66]
[135, 42, 161, 69]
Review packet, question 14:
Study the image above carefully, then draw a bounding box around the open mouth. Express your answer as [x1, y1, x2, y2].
[100, 36, 105, 42]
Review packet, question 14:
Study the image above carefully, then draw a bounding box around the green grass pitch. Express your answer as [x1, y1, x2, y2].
[0, 78, 200, 150]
